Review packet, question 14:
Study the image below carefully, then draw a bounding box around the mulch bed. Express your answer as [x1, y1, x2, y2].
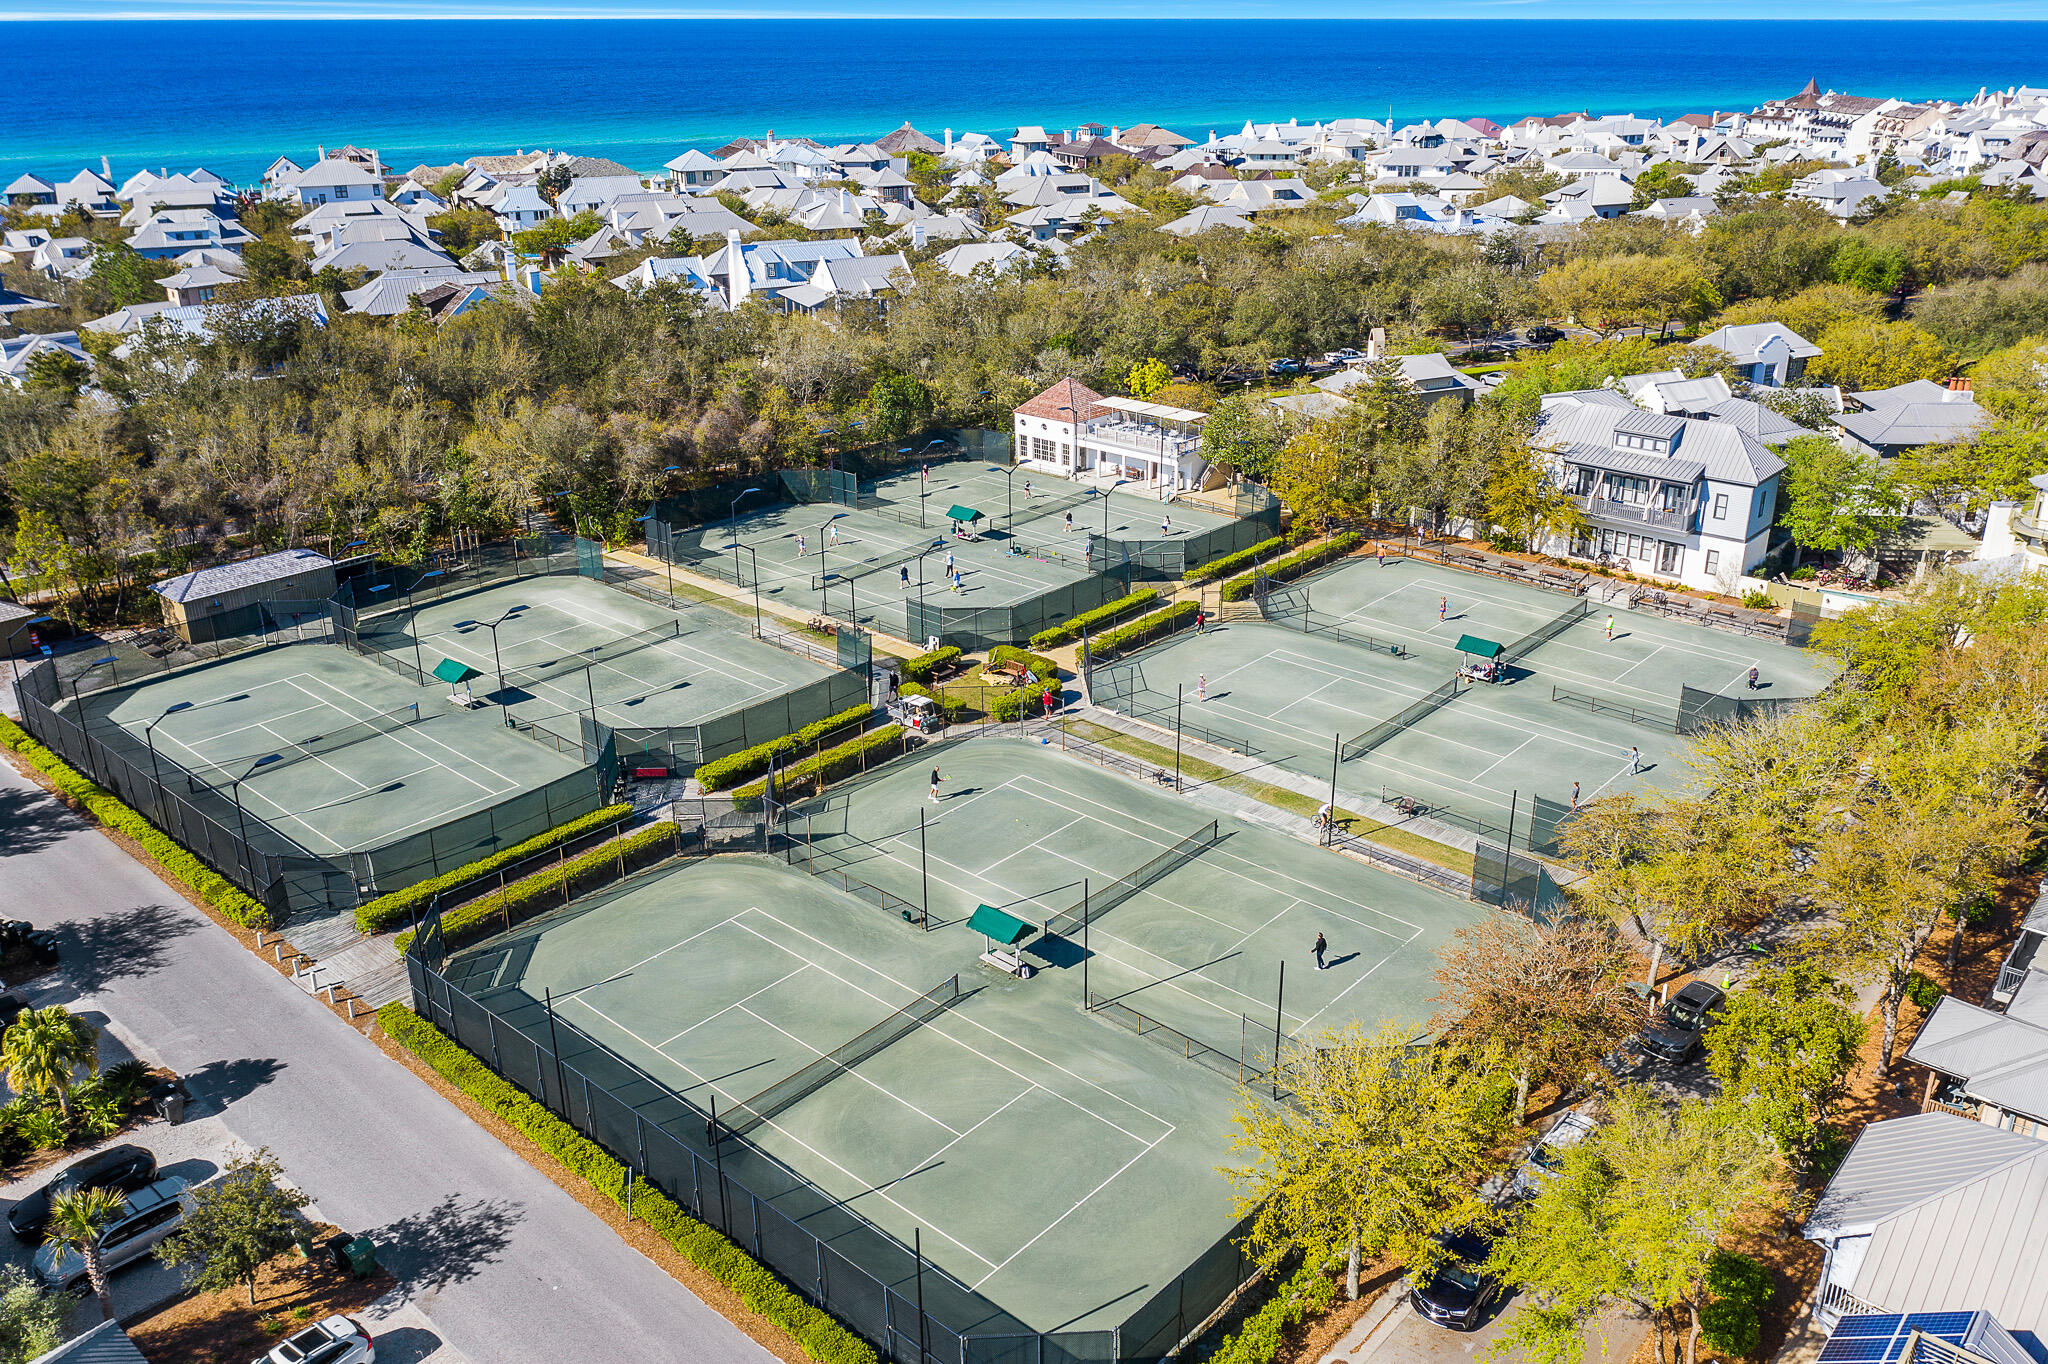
[126, 1227, 392, 1364]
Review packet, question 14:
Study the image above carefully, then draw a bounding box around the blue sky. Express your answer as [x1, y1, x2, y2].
[8, 1, 2048, 15]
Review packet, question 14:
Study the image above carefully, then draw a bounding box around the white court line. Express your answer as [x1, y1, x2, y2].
[1291, 943, 1408, 1034]
[969, 1134, 1167, 1291]
[287, 676, 509, 796]
[1469, 734, 1538, 783]
[733, 1000, 968, 1137]
[648, 967, 815, 1046]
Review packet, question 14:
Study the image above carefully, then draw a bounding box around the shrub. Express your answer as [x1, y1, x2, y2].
[1700, 1300, 1761, 1359]
[377, 1004, 878, 1364]
[991, 690, 1048, 723]
[355, 802, 636, 934]
[1184, 535, 1284, 584]
[394, 822, 681, 954]
[0, 715, 273, 929]
[1905, 970, 1943, 1010]
[732, 726, 904, 812]
[691, 704, 876, 793]
[1706, 1250, 1774, 1311]
[1219, 532, 1361, 602]
[1093, 600, 1198, 655]
[1027, 588, 1160, 648]
[1207, 1260, 1338, 1364]
[899, 646, 961, 684]
[986, 644, 1059, 683]
[1740, 588, 1775, 610]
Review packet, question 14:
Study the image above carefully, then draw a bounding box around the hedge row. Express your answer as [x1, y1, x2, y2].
[393, 821, 680, 955]
[1208, 1260, 1337, 1364]
[1220, 532, 1362, 602]
[0, 714, 272, 930]
[985, 645, 1059, 684]
[1183, 535, 1284, 585]
[378, 1004, 878, 1364]
[356, 802, 636, 934]
[1026, 588, 1159, 649]
[1093, 600, 1198, 656]
[692, 704, 876, 793]
[733, 725, 905, 812]
[899, 646, 961, 684]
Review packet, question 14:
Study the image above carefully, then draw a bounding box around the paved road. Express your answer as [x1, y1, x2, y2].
[0, 756, 772, 1364]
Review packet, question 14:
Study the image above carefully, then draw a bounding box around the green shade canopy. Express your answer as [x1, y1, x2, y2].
[1453, 635, 1504, 659]
[946, 505, 984, 523]
[432, 658, 483, 685]
[967, 904, 1033, 947]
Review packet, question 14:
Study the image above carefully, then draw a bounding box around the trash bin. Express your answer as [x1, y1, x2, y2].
[323, 1232, 353, 1272]
[149, 1080, 188, 1125]
[341, 1237, 379, 1279]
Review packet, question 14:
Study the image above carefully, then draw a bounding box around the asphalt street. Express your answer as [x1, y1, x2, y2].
[0, 754, 772, 1363]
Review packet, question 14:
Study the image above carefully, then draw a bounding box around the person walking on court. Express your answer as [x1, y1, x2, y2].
[1571, 780, 1580, 810]
[921, 463, 930, 484]
[1439, 595, 1448, 623]
[1161, 514, 1172, 536]
[929, 767, 942, 802]
[1195, 609, 1206, 634]
[828, 522, 840, 546]
[1376, 543, 1385, 568]
[946, 549, 956, 575]
[1627, 746, 1641, 775]
[900, 565, 910, 589]
[796, 533, 807, 557]
[1606, 614, 1616, 641]
[1024, 479, 1034, 498]
[951, 569, 963, 593]
[1747, 665, 1760, 691]
[1064, 510, 1074, 533]
[1313, 932, 1328, 971]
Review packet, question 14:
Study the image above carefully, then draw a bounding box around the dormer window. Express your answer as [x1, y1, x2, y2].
[1616, 433, 1670, 454]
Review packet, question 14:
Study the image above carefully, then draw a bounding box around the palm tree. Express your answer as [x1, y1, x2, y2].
[2, 1007, 99, 1117]
[46, 1187, 125, 1321]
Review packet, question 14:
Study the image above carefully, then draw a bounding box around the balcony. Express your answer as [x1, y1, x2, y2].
[1573, 494, 1695, 532]
[2015, 512, 2047, 548]
[1814, 1279, 1885, 1330]
[1082, 418, 1204, 462]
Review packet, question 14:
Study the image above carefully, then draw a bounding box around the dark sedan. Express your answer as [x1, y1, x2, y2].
[1411, 1231, 1501, 1329]
[8, 1144, 158, 1243]
[1636, 980, 1726, 1066]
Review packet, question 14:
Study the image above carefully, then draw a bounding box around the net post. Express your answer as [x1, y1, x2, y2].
[1272, 960, 1284, 1102]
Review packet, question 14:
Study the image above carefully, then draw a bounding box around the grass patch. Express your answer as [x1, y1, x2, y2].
[1056, 720, 1477, 878]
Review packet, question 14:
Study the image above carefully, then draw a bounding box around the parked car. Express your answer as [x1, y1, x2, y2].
[0, 921, 58, 973]
[0, 991, 29, 1030]
[1267, 358, 1302, 375]
[1636, 980, 1726, 1066]
[254, 1315, 376, 1364]
[9, 1144, 159, 1243]
[1525, 325, 1564, 344]
[1411, 1230, 1502, 1329]
[1507, 1108, 1599, 1201]
[32, 1175, 192, 1290]
[1324, 347, 1361, 363]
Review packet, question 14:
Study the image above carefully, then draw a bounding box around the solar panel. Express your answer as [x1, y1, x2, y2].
[1834, 1318, 1900, 1339]
[1907, 1314, 1979, 1339]
[1819, 1311, 1995, 1364]
[1818, 1336, 1894, 1362]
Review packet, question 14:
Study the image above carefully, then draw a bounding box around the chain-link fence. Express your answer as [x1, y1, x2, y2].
[1085, 494, 1281, 583]
[45, 602, 336, 703]
[904, 569, 1128, 653]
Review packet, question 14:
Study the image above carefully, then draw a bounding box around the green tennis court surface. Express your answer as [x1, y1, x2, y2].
[366, 575, 839, 733]
[78, 644, 584, 858]
[447, 739, 1490, 1335]
[1097, 557, 1835, 834]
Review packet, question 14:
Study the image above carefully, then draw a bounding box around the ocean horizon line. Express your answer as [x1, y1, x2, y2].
[7, 10, 2048, 16]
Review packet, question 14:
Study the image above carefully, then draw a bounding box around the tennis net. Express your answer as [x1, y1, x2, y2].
[810, 539, 941, 592]
[1340, 679, 1460, 762]
[1550, 685, 1680, 732]
[1501, 598, 1590, 665]
[498, 622, 681, 690]
[714, 974, 962, 1142]
[1043, 821, 1220, 940]
[186, 701, 423, 790]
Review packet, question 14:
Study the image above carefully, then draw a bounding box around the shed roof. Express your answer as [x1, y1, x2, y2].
[151, 548, 335, 604]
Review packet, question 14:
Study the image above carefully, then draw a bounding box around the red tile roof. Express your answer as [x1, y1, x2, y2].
[1016, 378, 1108, 422]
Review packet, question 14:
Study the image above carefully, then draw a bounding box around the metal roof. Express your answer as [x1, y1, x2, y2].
[29, 1321, 149, 1364]
[1806, 1112, 2042, 1239]
[1559, 441, 1707, 484]
[1096, 396, 1208, 424]
[1613, 410, 1688, 440]
[150, 548, 335, 604]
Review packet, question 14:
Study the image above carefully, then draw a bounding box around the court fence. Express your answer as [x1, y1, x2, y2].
[404, 914, 1258, 1362]
[42, 599, 337, 702]
[1081, 659, 1257, 757]
[904, 568, 1129, 654]
[1676, 684, 1809, 734]
[1085, 492, 1282, 583]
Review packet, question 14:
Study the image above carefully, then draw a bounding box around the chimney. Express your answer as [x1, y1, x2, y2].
[912, 220, 926, 250]
[944, 128, 953, 152]
[1367, 327, 1387, 361]
[1111, 127, 1122, 144]
[1981, 500, 2021, 560]
[725, 228, 749, 306]
[101, 155, 111, 178]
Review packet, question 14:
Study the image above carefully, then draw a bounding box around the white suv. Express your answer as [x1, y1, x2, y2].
[33, 1175, 193, 1290]
[254, 1315, 376, 1364]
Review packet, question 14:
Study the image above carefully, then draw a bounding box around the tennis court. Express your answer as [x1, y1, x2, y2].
[369, 575, 840, 735]
[448, 738, 1488, 1336]
[1096, 556, 1836, 837]
[77, 643, 583, 858]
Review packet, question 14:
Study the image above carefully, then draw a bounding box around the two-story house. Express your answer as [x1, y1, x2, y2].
[1695, 322, 1822, 387]
[1535, 390, 1784, 590]
[124, 208, 255, 259]
[1012, 378, 1211, 492]
[273, 156, 386, 207]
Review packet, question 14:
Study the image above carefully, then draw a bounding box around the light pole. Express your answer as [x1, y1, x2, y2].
[912, 539, 946, 645]
[632, 515, 674, 599]
[226, 752, 285, 884]
[728, 486, 763, 585]
[815, 512, 846, 590]
[720, 543, 763, 636]
[986, 465, 1021, 540]
[1056, 400, 1084, 482]
[142, 700, 194, 821]
[454, 605, 530, 720]
[69, 654, 118, 712]
[904, 440, 946, 526]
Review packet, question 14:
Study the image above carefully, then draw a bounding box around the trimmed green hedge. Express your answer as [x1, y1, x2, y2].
[378, 1004, 878, 1364]
[899, 646, 961, 685]
[1027, 588, 1159, 649]
[356, 802, 636, 934]
[1094, 600, 1198, 655]
[986, 644, 1059, 684]
[692, 704, 876, 793]
[1184, 535, 1283, 585]
[393, 822, 679, 955]
[733, 726, 905, 812]
[1208, 1260, 1338, 1364]
[1220, 532, 1361, 602]
[0, 714, 272, 929]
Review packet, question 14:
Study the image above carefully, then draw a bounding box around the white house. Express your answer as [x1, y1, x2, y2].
[1012, 377, 1210, 493]
[0, 332, 90, 388]
[1832, 379, 1987, 457]
[1533, 389, 1784, 591]
[492, 185, 553, 232]
[662, 149, 725, 190]
[1695, 322, 1822, 387]
[273, 156, 386, 206]
[125, 208, 255, 259]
